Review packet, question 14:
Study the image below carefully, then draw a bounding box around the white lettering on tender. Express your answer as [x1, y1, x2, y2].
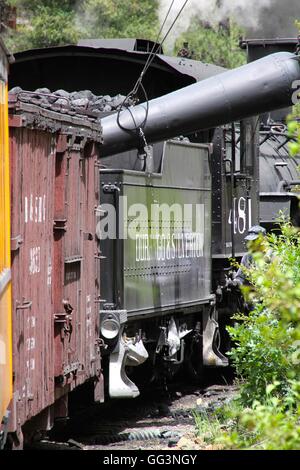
[135, 232, 204, 262]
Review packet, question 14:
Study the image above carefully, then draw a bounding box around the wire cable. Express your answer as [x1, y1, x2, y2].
[116, 0, 189, 139]
[116, 0, 176, 136]
[131, 0, 176, 97]
[141, 0, 189, 80]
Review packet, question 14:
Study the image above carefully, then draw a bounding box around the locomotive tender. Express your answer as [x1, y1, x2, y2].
[1, 37, 300, 446]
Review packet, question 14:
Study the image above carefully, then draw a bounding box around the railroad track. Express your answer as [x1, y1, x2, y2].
[27, 373, 238, 451]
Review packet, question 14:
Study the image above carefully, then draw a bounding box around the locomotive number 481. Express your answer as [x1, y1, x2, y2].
[228, 197, 252, 235]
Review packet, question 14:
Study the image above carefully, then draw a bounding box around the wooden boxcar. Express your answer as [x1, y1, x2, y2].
[7, 92, 104, 447]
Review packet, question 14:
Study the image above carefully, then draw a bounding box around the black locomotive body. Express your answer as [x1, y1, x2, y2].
[240, 38, 300, 229]
[98, 115, 261, 395]
[99, 139, 229, 396]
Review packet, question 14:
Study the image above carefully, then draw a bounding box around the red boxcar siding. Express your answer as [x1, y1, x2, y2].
[9, 106, 103, 434]
[10, 127, 55, 425]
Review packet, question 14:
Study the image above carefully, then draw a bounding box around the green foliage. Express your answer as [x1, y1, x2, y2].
[3, 0, 160, 52]
[193, 68, 300, 449]
[193, 384, 300, 450]
[78, 0, 159, 41]
[227, 223, 300, 405]
[218, 383, 300, 450]
[193, 408, 223, 445]
[228, 309, 297, 404]
[174, 17, 246, 68]
[287, 104, 300, 157]
[4, 1, 79, 50]
[207, 219, 300, 449]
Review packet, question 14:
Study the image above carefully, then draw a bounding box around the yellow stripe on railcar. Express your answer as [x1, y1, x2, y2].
[0, 37, 12, 431]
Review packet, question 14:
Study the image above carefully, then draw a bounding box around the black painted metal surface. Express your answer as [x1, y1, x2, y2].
[100, 140, 212, 317]
[101, 52, 300, 156]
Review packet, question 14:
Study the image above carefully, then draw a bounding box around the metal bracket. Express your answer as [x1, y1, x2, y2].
[63, 362, 81, 376]
[53, 219, 67, 232]
[54, 312, 73, 340]
[53, 312, 71, 323]
[100, 309, 127, 325]
[16, 299, 32, 310]
[64, 255, 82, 264]
[67, 134, 88, 151]
[103, 183, 120, 194]
[11, 235, 23, 251]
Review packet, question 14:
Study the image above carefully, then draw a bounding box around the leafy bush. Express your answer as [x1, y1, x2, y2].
[174, 17, 246, 68]
[227, 223, 300, 405]
[218, 382, 300, 450]
[78, 0, 159, 41]
[4, 1, 80, 50]
[193, 382, 300, 450]
[196, 80, 300, 450]
[228, 309, 296, 405]
[287, 104, 300, 157]
[3, 0, 160, 52]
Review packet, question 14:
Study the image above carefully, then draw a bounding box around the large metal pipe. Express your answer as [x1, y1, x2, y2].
[101, 52, 300, 156]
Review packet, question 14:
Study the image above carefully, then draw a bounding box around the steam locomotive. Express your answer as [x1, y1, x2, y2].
[1, 36, 300, 447]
